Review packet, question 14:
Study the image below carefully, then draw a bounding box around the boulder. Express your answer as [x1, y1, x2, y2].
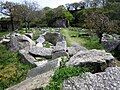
[27, 58, 61, 78]
[102, 40, 120, 51]
[36, 35, 45, 43]
[9, 35, 35, 51]
[52, 41, 67, 52]
[25, 33, 33, 39]
[34, 60, 48, 67]
[63, 67, 120, 90]
[0, 39, 10, 44]
[67, 46, 87, 56]
[19, 49, 37, 67]
[29, 46, 53, 59]
[102, 33, 120, 51]
[36, 42, 43, 47]
[66, 49, 116, 72]
[52, 51, 69, 59]
[6, 70, 54, 90]
[43, 32, 65, 45]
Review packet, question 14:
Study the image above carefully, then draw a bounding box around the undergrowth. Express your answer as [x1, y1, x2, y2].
[0, 44, 32, 90]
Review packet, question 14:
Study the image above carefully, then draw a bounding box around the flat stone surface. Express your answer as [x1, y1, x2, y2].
[27, 58, 61, 78]
[66, 49, 116, 72]
[29, 46, 53, 58]
[19, 49, 37, 67]
[6, 70, 54, 90]
[63, 67, 120, 90]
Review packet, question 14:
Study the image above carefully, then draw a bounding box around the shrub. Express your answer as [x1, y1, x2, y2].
[0, 44, 32, 89]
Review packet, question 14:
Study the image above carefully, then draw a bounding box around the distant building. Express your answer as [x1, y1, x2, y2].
[0, 20, 20, 31]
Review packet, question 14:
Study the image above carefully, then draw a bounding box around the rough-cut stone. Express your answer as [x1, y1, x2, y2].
[66, 49, 116, 72]
[44, 32, 65, 45]
[67, 46, 87, 56]
[36, 35, 45, 43]
[52, 51, 69, 59]
[19, 49, 37, 67]
[36, 42, 43, 47]
[63, 67, 120, 90]
[6, 70, 54, 90]
[29, 46, 53, 58]
[102, 33, 120, 51]
[9, 35, 35, 51]
[34, 60, 48, 67]
[25, 33, 33, 39]
[102, 41, 120, 51]
[0, 39, 10, 44]
[27, 58, 61, 78]
[52, 41, 67, 52]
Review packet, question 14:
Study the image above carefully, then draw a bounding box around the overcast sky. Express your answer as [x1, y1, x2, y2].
[2, 0, 83, 8]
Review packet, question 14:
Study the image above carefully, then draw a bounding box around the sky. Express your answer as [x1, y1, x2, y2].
[2, 0, 83, 8]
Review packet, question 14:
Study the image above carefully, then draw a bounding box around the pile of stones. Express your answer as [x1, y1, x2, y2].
[0, 29, 119, 90]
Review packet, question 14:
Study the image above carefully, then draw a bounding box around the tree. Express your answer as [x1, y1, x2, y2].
[85, 11, 117, 43]
[0, 1, 19, 30]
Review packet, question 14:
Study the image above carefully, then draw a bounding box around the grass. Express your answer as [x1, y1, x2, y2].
[44, 66, 87, 90]
[0, 44, 32, 90]
[61, 29, 104, 49]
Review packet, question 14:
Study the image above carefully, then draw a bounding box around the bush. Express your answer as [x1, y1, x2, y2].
[44, 66, 87, 90]
[0, 44, 32, 89]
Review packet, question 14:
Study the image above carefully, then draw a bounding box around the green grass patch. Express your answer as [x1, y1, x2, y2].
[44, 66, 87, 90]
[61, 29, 104, 50]
[0, 44, 32, 90]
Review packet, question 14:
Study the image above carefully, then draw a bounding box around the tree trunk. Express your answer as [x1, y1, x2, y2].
[11, 16, 14, 30]
[25, 22, 27, 33]
[98, 33, 103, 43]
[27, 22, 30, 30]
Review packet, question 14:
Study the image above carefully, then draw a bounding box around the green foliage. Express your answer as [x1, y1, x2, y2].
[0, 44, 32, 89]
[44, 66, 87, 90]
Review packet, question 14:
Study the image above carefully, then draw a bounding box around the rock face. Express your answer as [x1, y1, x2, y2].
[9, 34, 35, 51]
[44, 32, 65, 45]
[6, 70, 54, 90]
[27, 58, 61, 78]
[63, 67, 120, 90]
[29, 46, 53, 59]
[66, 49, 116, 72]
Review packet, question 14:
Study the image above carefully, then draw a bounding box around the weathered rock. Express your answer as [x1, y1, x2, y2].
[102, 40, 120, 51]
[36, 35, 45, 43]
[6, 70, 54, 90]
[29, 46, 53, 59]
[36, 42, 43, 47]
[40, 29, 46, 34]
[102, 33, 120, 51]
[9, 35, 35, 51]
[67, 46, 87, 56]
[63, 67, 120, 90]
[27, 58, 61, 78]
[19, 49, 37, 67]
[44, 32, 65, 45]
[52, 51, 69, 59]
[25, 33, 33, 39]
[66, 49, 116, 72]
[52, 41, 67, 52]
[34, 60, 48, 67]
[0, 39, 10, 44]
